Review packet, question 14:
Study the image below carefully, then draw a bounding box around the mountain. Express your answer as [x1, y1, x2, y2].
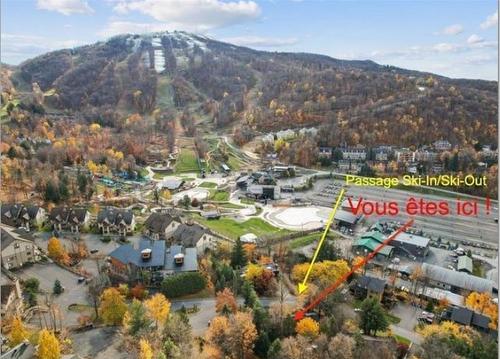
[5, 31, 498, 147]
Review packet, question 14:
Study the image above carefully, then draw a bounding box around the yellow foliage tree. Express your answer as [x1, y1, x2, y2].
[139, 339, 153, 359]
[466, 291, 498, 329]
[47, 237, 69, 265]
[144, 293, 171, 328]
[99, 288, 127, 326]
[37, 329, 61, 359]
[8, 316, 29, 346]
[465, 292, 491, 313]
[417, 321, 473, 343]
[89, 123, 101, 133]
[295, 317, 320, 338]
[292, 260, 350, 286]
[245, 263, 264, 282]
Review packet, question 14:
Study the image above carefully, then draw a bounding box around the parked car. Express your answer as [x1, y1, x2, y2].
[77, 277, 86, 284]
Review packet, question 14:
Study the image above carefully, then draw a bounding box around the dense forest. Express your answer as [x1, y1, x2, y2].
[4, 31, 497, 148]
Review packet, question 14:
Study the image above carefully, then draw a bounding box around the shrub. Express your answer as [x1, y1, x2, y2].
[161, 272, 206, 298]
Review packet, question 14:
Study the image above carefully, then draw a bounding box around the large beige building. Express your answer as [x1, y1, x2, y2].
[1, 226, 41, 270]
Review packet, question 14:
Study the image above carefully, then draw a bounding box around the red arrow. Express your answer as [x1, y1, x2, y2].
[294, 219, 414, 321]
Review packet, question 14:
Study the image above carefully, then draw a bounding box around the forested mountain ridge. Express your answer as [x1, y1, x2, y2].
[4, 31, 498, 148]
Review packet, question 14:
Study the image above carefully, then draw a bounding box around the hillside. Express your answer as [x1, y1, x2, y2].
[4, 31, 498, 147]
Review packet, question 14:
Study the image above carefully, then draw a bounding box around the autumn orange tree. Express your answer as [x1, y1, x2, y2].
[295, 317, 320, 338]
[99, 287, 127, 326]
[37, 329, 61, 359]
[47, 237, 70, 265]
[242, 243, 257, 261]
[205, 312, 257, 358]
[144, 293, 171, 329]
[215, 287, 238, 315]
[8, 316, 29, 346]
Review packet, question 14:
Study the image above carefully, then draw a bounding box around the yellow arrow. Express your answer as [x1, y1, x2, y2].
[298, 188, 345, 294]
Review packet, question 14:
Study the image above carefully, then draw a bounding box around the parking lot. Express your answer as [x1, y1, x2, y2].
[15, 262, 90, 326]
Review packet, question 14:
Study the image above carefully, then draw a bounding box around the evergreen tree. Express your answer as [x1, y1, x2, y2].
[77, 171, 88, 195]
[230, 238, 247, 269]
[267, 339, 282, 359]
[241, 280, 258, 308]
[53, 279, 63, 295]
[359, 298, 389, 336]
[125, 299, 152, 336]
[44, 180, 60, 203]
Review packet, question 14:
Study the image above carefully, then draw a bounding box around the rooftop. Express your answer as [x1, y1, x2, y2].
[457, 255, 473, 273]
[422, 263, 496, 293]
[356, 275, 386, 293]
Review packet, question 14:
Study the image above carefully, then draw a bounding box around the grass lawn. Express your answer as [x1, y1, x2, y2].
[219, 202, 245, 209]
[386, 312, 401, 324]
[210, 190, 229, 201]
[240, 197, 256, 204]
[393, 334, 412, 345]
[197, 217, 292, 240]
[472, 260, 485, 277]
[199, 181, 217, 188]
[175, 149, 199, 173]
[289, 233, 321, 249]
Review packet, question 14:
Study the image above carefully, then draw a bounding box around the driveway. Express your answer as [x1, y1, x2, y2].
[16, 262, 90, 326]
[171, 295, 297, 336]
[390, 302, 423, 345]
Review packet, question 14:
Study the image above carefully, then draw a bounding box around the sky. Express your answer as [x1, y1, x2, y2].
[1, 0, 498, 80]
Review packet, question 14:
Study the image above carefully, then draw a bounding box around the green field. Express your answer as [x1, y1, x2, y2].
[175, 149, 199, 173]
[393, 334, 411, 345]
[199, 181, 217, 188]
[210, 190, 230, 201]
[289, 233, 321, 249]
[197, 217, 292, 240]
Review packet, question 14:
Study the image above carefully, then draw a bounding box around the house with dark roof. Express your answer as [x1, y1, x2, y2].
[334, 209, 360, 229]
[1, 227, 41, 270]
[357, 226, 430, 259]
[1, 204, 46, 231]
[1, 204, 24, 228]
[108, 239, 198, 282]
[18, 206, 46, 231]
[169, 222, 217, 255]
[49, 206, 89, 233]
[143, 213, 181, 240]
[441, 306, 492, 333]
[97, 207, 135, 236]
[48, 206, 71, 232]
[66, 208, 90, 233]
[350, 275, 387, 302]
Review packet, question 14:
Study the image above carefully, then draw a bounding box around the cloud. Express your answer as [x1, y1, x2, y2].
[1, 33, 81, 64]
[220, 35, 298, 47]
[36, 0, 94, 15]
[467, 34, 484, 44]
[99, 21, 172, 36]
[481, 11, 498, 29]
[433, 42, 459, 53]
[442, 24, 463, 35]
[111, 0, 261, 31]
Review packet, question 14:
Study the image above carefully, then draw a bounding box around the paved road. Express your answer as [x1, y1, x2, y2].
[171, 296, 297, 336]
